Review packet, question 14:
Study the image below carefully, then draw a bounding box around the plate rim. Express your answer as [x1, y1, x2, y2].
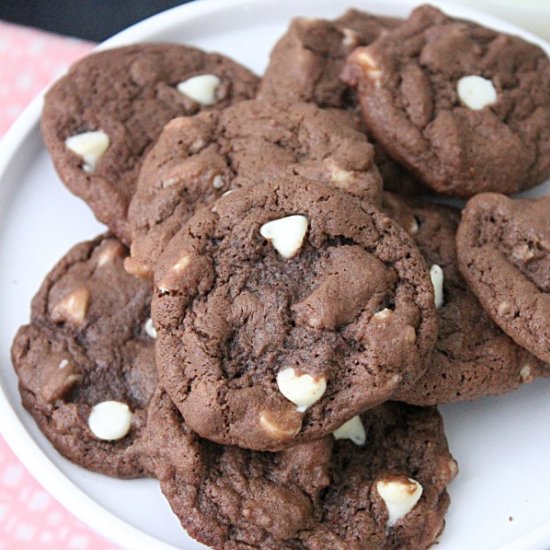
[0, 0, 549, 548]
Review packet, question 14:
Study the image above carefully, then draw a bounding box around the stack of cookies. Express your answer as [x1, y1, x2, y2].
[11, 5, 550, 549]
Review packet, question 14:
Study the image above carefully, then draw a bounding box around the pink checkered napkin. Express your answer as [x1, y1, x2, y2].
[0, 20, 119, 550]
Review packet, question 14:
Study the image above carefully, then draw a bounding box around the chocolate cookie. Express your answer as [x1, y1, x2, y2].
[147, 390, 456, 550]
[11, 235, 157, 478]
[258, 12, 424, 196]
[127, 99, 382, 277]
[259, 10, 399, 108]
[152, 179, 436, 451]
[383, 195, 549, 405]
[456, 193, 550, 364]
[41, 44, 259, 243]
[343, 5, 550, 197]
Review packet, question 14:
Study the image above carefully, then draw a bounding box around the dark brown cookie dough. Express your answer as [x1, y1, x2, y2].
[152, 179, 436, 451]
[147, 390, 456, 550]
[259, 10, 399, 108]
[11, 235, 157, 478]
[342, 5, 550, 197]
[127, 99, 382, 277]
[258, 11, 425, 197]
[41, 44, 259, 243]
[383, 195, 549, 405]
[456, 193, 550, 364]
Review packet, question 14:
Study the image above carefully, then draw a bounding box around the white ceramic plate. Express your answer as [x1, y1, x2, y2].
[1, 1, 549, 549]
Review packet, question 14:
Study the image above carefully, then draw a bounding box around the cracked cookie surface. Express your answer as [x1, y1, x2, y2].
[456, 193, 550, 364]
[258, 11, 423, 196]
[259, 10, 399, 108]
[152, 179, 436, 451]
[342, 5, 550, 197]
[128, 99, 382, 277]
[147, 390, 456, 550]
[41, 44, 259, 243]
[384, 195, 549, 405]
[11, 235, 157, 478]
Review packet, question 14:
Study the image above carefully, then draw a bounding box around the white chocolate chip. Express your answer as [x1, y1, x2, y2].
[373, 308, 393, 321]
[448, 459, 459, 480]
[160, 175, 179, 188]
[376, 477, 423, 527]
[41, 358, 81, 403]
[212, 175, 224, 189]
[333, 415, 366, 445]
[88, 401, 132, 441]
[96, 240, 125, 267]
[124, 256, 153, 279]
[356, 50, 382, 86]
[172, 254, 191, 273]
[342, 28, 359, 48]
[520, 364, 532, 382]
[512, 244, 535, 262]
[65, 130, 110, 173]
[189, 137, 207, 154]
[260, 215, 308, 259]
[158, 254, 191, 293]
[259, 410, 302, 440]
[276, 367, 327, 412]
[457, 75, 497, 111]
[222, 189, 234, 197]
[389, 373, 402, 386]
[498, 301, 512, 316]
[430, 264, 444, 309]
[327, 161, 356, 188]
[177, 74, 221, 106]
[409, 217, 419, 235]
[144, 318, 157, 339]
[51, 287, 90, 325]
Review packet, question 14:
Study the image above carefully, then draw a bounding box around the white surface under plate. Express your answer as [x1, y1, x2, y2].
[0, 0, 549, 549]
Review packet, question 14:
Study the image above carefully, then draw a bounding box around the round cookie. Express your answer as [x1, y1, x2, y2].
[147, 390, 457, 550]
[382, 195, 549, 405]
[342, 5, 550, 197]
[127, 99, 382, 277]
[11, 235, 157, 478]
[41, 44, 259, 243]
[258, 10, 399, 108]
[258, 11, 423, 197]
[456, 193, 550, 364]
[152, 179, 437, 451]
